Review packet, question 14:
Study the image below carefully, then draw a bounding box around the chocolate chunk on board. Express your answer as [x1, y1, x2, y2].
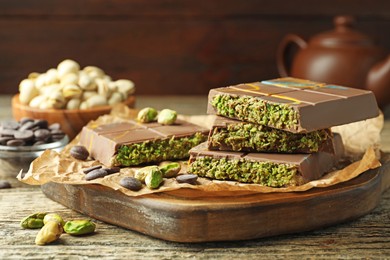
[208, 116, 335, 153]
[79, 119, 209, 167]
[188, 139, 343, 187]
[207, 77, 379, 133]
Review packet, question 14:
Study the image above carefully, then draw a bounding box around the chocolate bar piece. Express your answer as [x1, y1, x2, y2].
[189, 139, 342, 187]
[208, 116, 334, 153]
[79, 119, 209, 166]
[207, 77, 379, 133]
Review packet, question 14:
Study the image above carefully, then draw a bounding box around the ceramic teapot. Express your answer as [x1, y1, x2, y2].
[277, 15, 390, 108]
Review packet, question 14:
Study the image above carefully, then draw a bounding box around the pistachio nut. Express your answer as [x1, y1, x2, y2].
[28, 72, 40, 79]
[145, 167, 164, 189]
[137, 107, 158, 123]
[115, 79, 135, 96]
[86, 95, 107, 108]
[44, 68, 59, 85]
[20, 212, 47, 229]
[19, 79, 39, 105]
[78, 71, 96, 90]
[84, 66, 105, 79]
[159, 162, 181, 178]
[96, 78, 112, 98]
[34, 73, 47, 89]
[29, 95, 47, 108]
[157, 109, 177, 125]
[134, 165, 160, 183]
[60, 73, 78, 86]
[79, 101, 89, 110]
[46, 91, 66, 109]
[62, 84, 82, 99]
[57, 59, 80, 78]
[82, 90, 98, 101]
[108, 92, 124, 105]
[63, 219, 96, 236]
[43, 213, 65, 226]
[66, 98, 81, 110]
[35, 221, 63, 245]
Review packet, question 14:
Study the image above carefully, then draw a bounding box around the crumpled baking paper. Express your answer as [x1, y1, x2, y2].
[17, 104, 383, 197]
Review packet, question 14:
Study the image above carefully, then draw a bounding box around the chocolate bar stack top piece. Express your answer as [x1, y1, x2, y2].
[188, 77, 379, 187]
[79, 119, 209, 167]
[207, 77, 379, 133]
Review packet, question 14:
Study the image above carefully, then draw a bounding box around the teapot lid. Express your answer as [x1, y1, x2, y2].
[310, 15, 375, 47]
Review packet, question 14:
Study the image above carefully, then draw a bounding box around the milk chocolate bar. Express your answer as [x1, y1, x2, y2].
[189, 138, 343, 187]
[79, 119, 208, 166]
[207, 77, 379, 133]
[208, 116, 334, 153]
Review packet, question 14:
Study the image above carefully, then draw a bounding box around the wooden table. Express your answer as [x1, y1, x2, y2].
[1, 95, 389, 259]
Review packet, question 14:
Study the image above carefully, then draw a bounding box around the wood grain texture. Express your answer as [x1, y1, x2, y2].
[38, 156, 390, 243]
[0, 1, 389, 95]
[0, 96, 389, 259]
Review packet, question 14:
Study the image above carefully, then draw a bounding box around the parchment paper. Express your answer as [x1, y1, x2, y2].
[17, 104, 383, 197]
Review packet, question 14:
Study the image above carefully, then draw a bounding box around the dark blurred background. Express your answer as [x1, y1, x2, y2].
[0, 0, 389, 96]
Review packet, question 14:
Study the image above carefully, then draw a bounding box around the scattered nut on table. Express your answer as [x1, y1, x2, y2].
[18, 59, 135, 110]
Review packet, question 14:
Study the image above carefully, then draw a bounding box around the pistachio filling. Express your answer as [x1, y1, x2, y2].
[211, 94, 299, 130]
[209, 123, 330, 153]
[113, 132, 206, 166]
[189, 157, 299, 187]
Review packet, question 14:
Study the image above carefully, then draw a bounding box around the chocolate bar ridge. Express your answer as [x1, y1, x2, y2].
[79, 119, 209, 166]
[207, 77, 379, 133]
[188, 140, 342, 187]
[208, 116, 334, 153]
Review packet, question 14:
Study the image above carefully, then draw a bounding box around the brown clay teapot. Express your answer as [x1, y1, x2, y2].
[277, 15, 390, 108]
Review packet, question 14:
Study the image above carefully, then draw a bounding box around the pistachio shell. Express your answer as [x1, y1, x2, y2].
[66, 98, 81, 110]
[57, 59, 80, 78]
[82, 90, 98, 101]
[29, 95, 47, 108]
[44, 68, 59, 85]
[60, 73, 79, 86]
[28, 72, 40, 79]
[19, 79, 38, 104]
[79, 101, 89, 110]
[62, 84, 82, 99]
[96, 78, 112, 98]
[86, 95, 107, 108]
[35, 74, 47, 88]
[116, 79, 135, 95]
[108, 92, 124, 105]
[46, 91, 66, 109]
[78, 71, 96, 90]
[84, 66, 105, 79]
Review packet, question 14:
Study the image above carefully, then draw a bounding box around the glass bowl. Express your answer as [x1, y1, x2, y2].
[0, 135, 69, 177]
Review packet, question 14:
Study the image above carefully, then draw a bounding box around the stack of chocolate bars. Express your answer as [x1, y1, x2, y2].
[188, 77, 379, 187]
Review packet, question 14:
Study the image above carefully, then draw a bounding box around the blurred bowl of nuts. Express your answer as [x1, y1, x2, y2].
[12, 59, 136, 140]
[0, 118, 69, 177]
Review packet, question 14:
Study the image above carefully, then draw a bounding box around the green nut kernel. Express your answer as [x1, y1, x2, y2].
[159, 162, 181, 178]
[137, 107, 158, 123]
[63, 219, 96, 236]
[35, 221, 63, 246]
[145, 167, 164, 189]
[43, 213, 65, 226]
[157, 109, 177, 125]
[134, 165, 159, 183]
[20, 212, 47, 229]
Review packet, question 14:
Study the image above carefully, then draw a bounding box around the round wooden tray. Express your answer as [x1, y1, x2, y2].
[41, 155, 390, 243]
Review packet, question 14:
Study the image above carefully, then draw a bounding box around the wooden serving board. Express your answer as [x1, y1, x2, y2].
[41, 155, 390, 243]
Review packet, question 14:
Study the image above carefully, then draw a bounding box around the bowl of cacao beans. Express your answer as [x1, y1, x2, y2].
[12, 59, 136, 140]
[0, 118, 69, 177]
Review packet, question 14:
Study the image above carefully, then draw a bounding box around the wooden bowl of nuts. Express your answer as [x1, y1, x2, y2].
[12, 94, 135, 140]
[12, 59, 136, 140]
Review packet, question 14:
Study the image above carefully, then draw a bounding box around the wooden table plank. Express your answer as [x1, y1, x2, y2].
[0, 95, 389, 258]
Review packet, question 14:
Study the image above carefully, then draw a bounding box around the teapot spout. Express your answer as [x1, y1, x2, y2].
[367, 55, 390, 108]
